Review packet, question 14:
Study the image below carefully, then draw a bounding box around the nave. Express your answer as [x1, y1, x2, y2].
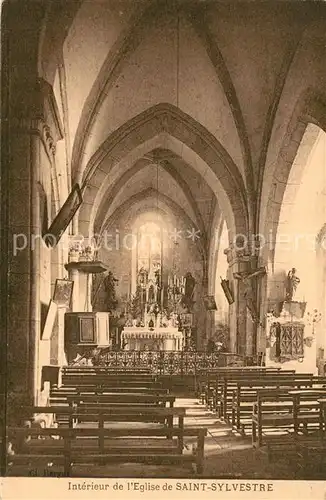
[6, 365, 326, 479]
[2, 0, 326, 484]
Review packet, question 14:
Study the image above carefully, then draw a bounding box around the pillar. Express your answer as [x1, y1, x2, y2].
[224, 246, 255, 357]
[6, 80, 63, 419]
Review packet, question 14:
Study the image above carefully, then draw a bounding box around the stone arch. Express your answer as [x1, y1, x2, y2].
[77, 103, 248, 242]
[259, 90, 326, 266]
[92, 155, 207, 245]
[255, 91, 326, 362]
[102, 187, 207, 267]
[258, 113, 326, 367]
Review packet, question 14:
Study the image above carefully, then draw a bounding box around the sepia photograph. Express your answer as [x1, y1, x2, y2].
[1, 0, 326, 498]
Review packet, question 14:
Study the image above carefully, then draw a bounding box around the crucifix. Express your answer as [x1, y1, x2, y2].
[233, 266, 267, 324]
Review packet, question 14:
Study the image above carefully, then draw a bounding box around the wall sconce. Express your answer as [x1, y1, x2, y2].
[306, 309, 322, 334]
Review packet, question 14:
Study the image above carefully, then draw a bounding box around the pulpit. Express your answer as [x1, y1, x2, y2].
[121, 327, 183, 351]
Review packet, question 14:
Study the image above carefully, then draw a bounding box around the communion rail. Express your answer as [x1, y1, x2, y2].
[86, 351, 246, 376]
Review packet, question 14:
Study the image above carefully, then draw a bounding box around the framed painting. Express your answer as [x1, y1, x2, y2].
[53, 278, 74, 308]
[220, 279, 234, 305]
[44, 183, 83, 247]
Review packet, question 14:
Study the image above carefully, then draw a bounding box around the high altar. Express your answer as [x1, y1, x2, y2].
[120, 222, 195, 352]
[121, 326, 183, 351]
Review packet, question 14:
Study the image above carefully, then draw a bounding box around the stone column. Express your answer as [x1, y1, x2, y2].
[7, 118, 35, 416]
[7, 79, 63, 418]
[224, 246, 253, 357]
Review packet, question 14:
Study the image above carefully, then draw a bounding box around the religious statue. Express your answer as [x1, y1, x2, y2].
[103, 271, 118, 312]
[181, 272, 196, 312]
[80, 245, 93, 261]
[285, 268, 300, 301]
[138, 267, 148, 287]
[185, 272, 196, 298]
[154, 267, 161, 287]
[233, 266, 266, 324]
[148, 284, 155, 303]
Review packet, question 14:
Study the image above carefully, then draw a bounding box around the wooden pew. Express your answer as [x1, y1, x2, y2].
[8, 426, 207, 476]
[8, 406, 207, 475]
[201, 368, 287, 409]
[295, 398, 326, 477]
[59, 380, 163, 390]
[62, 367, 152, 375]
[49, 387, 170, 408]
[65, 393, 176, 408]
[265, 386, 326, 460]
[232, 376, 314, 432]
[216, 371, 299, 420]
[61, 367, 154, 375]
[252, 388, 307, 448]
[61, 375, 157, 386]
[50, 386, 169, 397]
[292, 384, 326, 434]
[15, 405, 186, 436]
[198, 367, 280, 406]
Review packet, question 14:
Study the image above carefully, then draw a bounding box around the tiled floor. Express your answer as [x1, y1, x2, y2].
[7, 398, 312, 479]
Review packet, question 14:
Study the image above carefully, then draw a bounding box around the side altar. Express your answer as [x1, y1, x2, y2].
[121, 326, 183, 351]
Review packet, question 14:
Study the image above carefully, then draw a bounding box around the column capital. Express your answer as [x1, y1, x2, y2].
[10, 78, 63, 159]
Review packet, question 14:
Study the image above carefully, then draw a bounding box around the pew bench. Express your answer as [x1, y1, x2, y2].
[295, 398, 326, 477]
[251, 389, 302, 447]
[213, 370, 296, 417]
[218, 372, 307, 421]
[63, 367, 152, 373]
[7, 425, 207, 475]
[58, 381, 164, 390]
[232, 378, 315, 433]
[61, 376, 157, 387]
[198, 367, 280, 407]
[291, 387, 326, 434]
[14, 405, 187, 437]
[50, 386, 169, 406]
[264, 389, 326, 461]
[267, 398, 326, 477]
[65, 393, 176, 408]
[60, 406, 184, 431]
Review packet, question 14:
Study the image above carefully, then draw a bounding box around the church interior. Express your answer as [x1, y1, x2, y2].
[1, 0, 326, 480]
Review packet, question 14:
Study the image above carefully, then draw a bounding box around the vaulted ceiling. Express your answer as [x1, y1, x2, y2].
[40, 0, 326, 243]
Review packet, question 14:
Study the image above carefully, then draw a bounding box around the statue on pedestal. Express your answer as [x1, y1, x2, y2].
[285, 268, 300, 301]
